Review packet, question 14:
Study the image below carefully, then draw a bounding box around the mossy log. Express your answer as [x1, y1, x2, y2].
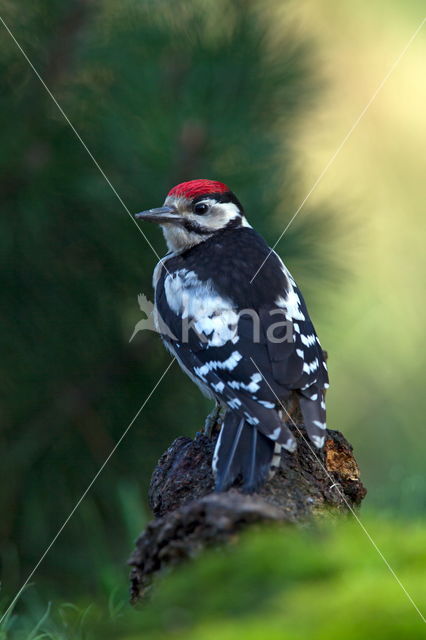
[129, 422, 366, 603]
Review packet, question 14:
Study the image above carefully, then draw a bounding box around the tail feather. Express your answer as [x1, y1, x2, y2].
[213, 414, 245, 491]
[241, 427, 275, 493]
[298, 389, 327, 449]
[233, 394, 296, 451]
[244, 426, 258, 491]
[213, 411, 275, 493]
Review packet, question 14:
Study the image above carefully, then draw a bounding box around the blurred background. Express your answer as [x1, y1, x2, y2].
[0, 0, 425, 637]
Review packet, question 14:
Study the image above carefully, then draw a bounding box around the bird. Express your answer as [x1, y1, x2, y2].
[135, 179, 329, 493]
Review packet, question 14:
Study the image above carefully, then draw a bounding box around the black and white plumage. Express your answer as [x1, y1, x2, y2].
[136, 179, 329, 493]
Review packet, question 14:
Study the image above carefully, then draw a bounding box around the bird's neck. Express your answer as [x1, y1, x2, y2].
[161, 224, 213, 253]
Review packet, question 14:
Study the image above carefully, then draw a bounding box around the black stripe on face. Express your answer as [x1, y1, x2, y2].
[183, 214, 243, 235]
[224, 215, 243, 230]
[182, 219, 214, 235]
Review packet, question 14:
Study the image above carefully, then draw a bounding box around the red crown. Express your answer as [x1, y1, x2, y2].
[168, 179, 230, 199]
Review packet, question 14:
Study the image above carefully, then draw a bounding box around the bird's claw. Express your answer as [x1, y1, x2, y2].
[203, 404, 226, 438]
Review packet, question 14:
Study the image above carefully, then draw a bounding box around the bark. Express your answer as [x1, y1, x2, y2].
[129, 421, 366, 603]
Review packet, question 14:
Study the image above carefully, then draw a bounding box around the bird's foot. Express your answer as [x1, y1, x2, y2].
[203, 404, 226, 438]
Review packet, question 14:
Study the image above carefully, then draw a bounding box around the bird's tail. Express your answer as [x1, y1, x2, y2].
[213, 411, 275, 493]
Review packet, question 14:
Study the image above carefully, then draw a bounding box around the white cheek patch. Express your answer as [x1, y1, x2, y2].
[162, 225, 207, 253]
[194, 200, 244, 230]
[212, 202, 239, 225]
[213, 203, 245, 229]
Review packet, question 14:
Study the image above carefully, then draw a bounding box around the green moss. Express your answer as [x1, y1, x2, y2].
[3, 516, 425, 639]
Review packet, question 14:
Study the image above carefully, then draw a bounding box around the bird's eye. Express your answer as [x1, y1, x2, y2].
[193, 202, 209, 215]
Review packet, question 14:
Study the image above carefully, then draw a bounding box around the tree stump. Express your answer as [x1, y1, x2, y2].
[129, 423, 366, 603]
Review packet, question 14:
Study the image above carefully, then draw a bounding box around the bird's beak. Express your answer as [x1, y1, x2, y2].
[135, 205, 182, 225]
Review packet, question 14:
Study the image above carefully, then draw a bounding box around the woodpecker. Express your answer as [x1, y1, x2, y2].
[136, 179, 329, 493]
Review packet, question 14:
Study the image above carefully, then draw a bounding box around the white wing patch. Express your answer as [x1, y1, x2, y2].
[301, 334, 316, 347]
[212, 381, 225, 392]
[164, 269, 239, 346]
[273, 255, 305, 321]
[302, 358, 319, 374]
[257, 399, 276, 409]
[275, 291, 305, 321]
[194, 350, 243, 381]
[227, 372, 262, 393]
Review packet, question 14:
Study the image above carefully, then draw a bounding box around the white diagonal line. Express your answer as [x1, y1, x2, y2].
[0, 15, 168, 271]
[0, 358, 175, 626]
[250, 16, 426, 283]
[250, 357, 426, 624]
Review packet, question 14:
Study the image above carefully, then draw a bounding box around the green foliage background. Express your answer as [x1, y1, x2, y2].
[0, 0, 424, 636]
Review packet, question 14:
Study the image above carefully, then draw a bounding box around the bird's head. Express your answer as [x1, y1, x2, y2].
[135, 179, 250, 252]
